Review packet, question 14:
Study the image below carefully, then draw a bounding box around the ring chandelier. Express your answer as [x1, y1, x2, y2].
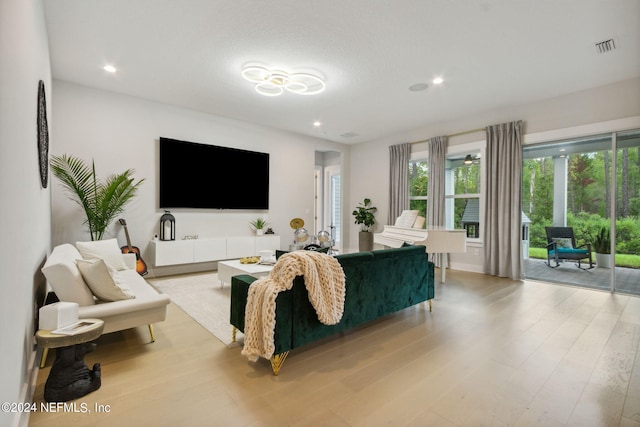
[241, 66, 326, 96]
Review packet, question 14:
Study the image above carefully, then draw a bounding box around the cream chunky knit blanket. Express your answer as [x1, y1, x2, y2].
[241, 251, 346, 361]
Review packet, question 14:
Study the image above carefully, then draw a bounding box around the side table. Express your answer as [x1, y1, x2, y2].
[35, 318, 104, 402]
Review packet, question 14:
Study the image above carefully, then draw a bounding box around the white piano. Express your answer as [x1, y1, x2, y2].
[374, 211, 467, 283]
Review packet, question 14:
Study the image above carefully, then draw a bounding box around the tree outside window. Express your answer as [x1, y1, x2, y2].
[409, 151, 482, 235]
[409, 160, 428, 226]
[445, 155, 481, 237]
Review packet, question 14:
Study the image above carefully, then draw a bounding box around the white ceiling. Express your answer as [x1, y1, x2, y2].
[43, 0, 640, 144]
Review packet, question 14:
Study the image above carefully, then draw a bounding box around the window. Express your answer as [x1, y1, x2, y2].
[409, 160, 428, 225]
[409, 144, 483, 237]
[445, 153, 481, 238]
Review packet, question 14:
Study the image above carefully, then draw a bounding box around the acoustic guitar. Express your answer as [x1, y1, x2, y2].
[118, 219, 148, 276]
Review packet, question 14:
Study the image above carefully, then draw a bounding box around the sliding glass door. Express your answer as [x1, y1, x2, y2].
[522, 129, 640, 295]
[614, 130, 640, 294]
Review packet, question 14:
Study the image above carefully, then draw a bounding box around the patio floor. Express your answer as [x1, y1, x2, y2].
[524, 257, 640, 295]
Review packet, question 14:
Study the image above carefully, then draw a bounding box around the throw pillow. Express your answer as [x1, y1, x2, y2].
[76, 259, 136, 301]
[76, 238, 128, 271]
[552, 237, 573, 249]
[41, 244, 96, 306]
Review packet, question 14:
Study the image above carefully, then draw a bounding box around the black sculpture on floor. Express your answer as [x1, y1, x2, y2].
[44, 342, 101, 402]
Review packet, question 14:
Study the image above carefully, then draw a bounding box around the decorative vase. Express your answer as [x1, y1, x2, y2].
[595, 253, 611, 269]
[359, 231, 373, 252]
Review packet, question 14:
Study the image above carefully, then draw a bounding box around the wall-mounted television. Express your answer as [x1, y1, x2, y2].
[159, 137, 269, 210]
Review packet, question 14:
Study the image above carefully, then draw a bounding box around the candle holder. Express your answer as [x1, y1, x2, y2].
[160, 210, 175, 241]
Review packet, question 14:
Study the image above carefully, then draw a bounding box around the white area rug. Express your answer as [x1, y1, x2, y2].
[148, 271, 243, 347]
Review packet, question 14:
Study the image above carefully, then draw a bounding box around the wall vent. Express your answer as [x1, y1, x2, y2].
[595, 38, 616, 53]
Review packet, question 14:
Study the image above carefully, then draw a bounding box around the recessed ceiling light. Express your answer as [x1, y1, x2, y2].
[432, 77, 444, 85]
[408, 83, 429, 92]
[313, 121, 322, 127]
[103, 65, 117, 73]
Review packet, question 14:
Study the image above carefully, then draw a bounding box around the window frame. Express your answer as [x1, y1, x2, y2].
[410, 140, 485, 244]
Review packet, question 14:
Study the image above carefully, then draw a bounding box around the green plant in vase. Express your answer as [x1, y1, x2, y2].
[591, 225, 611, 254]
[250, 217, 269, 235]
[352, 198, 377, 251]
[591, 225, 612, 268]
[51, 154, 144, 241]
[352, 198, 377, 231]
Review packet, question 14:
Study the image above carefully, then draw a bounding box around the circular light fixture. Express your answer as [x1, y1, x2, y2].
[255, 82, 284, 96]
[286, 81, 308, 93]
[432, 77, 444, 85]
[242, 66, 325, 96]
[269, 71, 290, 86]
[288, 73, 325, 95]
[241, 66, 270, 83]
[103, 65, 117, 73]
[313, 121, 322, 127]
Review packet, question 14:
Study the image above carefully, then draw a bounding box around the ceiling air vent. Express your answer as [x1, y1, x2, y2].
[340, 131, 359, 138]
[595, 38, 616, 53]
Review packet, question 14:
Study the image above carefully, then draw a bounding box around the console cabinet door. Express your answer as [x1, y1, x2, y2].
[227, 237, 256, 259]
[152, 240, 194, 266]
[255, 235, 280, 253]
[193, 238, 227, 263]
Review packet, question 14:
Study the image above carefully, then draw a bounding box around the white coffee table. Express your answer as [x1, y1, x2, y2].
[217, 259, 273, 287]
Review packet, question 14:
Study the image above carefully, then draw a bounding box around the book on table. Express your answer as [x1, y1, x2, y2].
[52, 319, 101, 335]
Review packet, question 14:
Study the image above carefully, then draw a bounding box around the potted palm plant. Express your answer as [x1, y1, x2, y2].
[51, 154, 145, 241]
[591, 225, 611, 268]
[352, 198, 377, 251]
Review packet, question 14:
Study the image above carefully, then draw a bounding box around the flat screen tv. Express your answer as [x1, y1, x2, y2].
[159, 137, 269, 209]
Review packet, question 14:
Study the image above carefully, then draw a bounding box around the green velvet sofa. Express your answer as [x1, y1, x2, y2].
[229, 244, 435, 374]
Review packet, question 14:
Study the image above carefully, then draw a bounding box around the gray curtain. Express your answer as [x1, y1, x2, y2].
[427, 136, 447, 228]
[388, 143, 411, 223]
[483, 121, 524, 279]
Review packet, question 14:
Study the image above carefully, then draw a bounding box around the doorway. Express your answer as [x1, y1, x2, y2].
[314, 150, 342, 253]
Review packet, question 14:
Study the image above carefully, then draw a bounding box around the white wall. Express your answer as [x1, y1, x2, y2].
[51, 81, 349, 275]
[347, 77, 640, 266]
[0, 0, 51, 426]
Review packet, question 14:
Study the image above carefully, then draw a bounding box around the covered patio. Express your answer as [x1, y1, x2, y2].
[524, 257, 640, 295]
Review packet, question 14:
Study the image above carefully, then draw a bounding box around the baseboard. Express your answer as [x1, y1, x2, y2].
[147, 261, 218, 278]
[13, 348, 40, 427]
[448, 262, 484, 274]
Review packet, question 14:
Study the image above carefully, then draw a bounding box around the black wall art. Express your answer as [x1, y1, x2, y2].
[37, 80, 49, 188]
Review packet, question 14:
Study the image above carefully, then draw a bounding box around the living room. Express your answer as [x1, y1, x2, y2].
[2, 1, 640, 426]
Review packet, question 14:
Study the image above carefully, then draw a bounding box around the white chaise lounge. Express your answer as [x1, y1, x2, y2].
[40, 241, 170, 367]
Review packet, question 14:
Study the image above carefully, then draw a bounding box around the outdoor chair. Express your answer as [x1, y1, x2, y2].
[545, 226, 593, 269]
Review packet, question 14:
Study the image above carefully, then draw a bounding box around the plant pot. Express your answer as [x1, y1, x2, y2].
[595, 253, 611, 269]
[255, 229, 264, 236]
[358, 231, 373, 252]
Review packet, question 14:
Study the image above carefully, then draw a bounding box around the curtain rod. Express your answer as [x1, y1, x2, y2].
[410, 127, 486, 144]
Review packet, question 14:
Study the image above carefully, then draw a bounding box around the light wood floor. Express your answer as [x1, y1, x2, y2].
[30, 270, 640, 427]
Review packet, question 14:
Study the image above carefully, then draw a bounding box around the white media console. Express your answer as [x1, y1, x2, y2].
[149, 235, 280, 267]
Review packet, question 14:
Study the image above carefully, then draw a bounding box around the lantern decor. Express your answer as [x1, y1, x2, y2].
[160, 210, 175, 241]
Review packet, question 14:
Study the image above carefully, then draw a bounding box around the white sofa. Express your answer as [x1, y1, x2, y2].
[40, 242, 171, 366]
